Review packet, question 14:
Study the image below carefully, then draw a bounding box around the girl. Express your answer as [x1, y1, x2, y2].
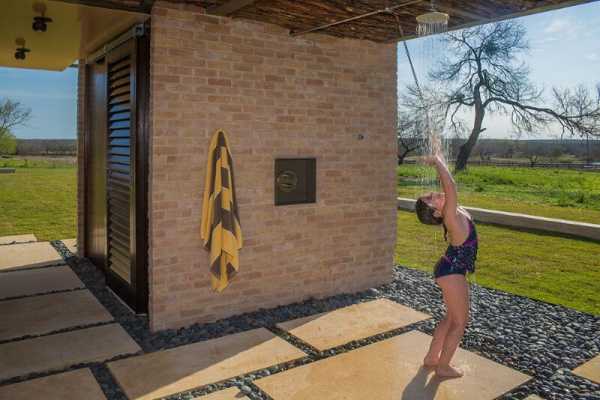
[415, 150, 478, 378]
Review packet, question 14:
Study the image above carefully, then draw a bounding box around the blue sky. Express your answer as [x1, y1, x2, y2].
[0, 67, 77, 139]
[0, 1, 599, 140]
[398, 1, 600, 139]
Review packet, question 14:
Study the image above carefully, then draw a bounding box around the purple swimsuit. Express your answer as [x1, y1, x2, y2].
[434, 218, 478, 279]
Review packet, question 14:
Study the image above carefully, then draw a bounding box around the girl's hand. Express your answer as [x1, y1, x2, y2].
[417, 155, 437, 166]
[431, 135, 442, 156]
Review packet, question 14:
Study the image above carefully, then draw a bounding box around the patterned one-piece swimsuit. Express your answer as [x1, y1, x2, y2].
[434, 218, 478, 279]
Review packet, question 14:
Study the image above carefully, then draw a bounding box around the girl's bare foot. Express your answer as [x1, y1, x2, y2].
[435, 364, 463, 378]
[423, 354, 439, 367]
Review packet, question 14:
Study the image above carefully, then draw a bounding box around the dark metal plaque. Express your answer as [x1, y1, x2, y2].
[274, 158, 316, 205]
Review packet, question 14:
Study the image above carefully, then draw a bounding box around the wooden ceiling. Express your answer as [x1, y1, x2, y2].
[59, 0, 598, 42]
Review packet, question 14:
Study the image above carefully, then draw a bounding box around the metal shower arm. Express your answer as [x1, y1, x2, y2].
[289, 0, 423, 37]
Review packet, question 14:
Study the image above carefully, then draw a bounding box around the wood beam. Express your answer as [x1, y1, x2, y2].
[435, 4, 487, 21]
[207, 0, 258, 16]
[139, 0, 155, 13]
[52, 0, 149, 14]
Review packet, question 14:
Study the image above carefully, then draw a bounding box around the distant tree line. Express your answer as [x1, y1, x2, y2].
[399, 137, 600, 165]
[0, 99, 76, 156]
[15, 139, 76, 156]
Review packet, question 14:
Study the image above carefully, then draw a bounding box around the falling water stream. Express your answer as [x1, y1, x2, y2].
[408, 11, 480, 318]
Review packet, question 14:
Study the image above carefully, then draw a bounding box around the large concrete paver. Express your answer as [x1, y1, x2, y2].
[0, 265, 84, 300]
[202, 387, 251, 399]
[0, 234, 37, 245]
[277, 299, 430, 351]
[255, 330, 531, 400]
[0, 242, 63, 272]
[108, 327, 306, 400]
[0, 290, 113, 341]
[0, 323, 141, 381]
[0, 368, 106, 399]
[573, 354, 600, 384]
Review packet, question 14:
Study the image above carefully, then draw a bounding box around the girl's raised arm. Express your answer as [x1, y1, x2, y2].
[432, 154, 458, 224]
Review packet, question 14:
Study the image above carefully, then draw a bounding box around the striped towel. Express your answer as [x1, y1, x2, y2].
[201, 129, 243, 292]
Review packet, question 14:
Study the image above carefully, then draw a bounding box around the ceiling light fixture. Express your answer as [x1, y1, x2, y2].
[32, 2, 53, 32]
[15, 38, 30, 60]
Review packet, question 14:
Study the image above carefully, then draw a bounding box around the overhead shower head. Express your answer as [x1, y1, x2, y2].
[416, 11, 449, 26]
[416, 0, 449, 36]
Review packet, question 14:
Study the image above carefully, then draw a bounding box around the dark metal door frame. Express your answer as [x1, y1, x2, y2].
[84, 58, 108, 271]
[84, 23, 149, 313]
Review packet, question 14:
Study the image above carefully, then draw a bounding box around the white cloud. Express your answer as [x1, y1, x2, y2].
[540, 16, 584, 43]
[544, 18, 571, 34]
[584, 52, 600, 62]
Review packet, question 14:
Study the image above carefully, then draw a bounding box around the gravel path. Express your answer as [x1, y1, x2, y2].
[29, 243, 600, 399]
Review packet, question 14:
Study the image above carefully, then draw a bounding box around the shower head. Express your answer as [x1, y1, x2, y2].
[416, 0, 449, 36]
[416, 11, 449, 26]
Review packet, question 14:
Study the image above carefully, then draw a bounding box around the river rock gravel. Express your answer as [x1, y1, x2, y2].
[47, 241, 600, 399]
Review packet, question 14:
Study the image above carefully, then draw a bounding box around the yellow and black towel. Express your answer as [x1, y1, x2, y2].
[201, 129, 243, 292]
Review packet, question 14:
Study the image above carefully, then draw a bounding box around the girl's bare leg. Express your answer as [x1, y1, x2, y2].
[423, 314, 451, 367]
[435, 274, 469, 378]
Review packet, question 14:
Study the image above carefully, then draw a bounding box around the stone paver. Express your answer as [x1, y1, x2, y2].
[0, 368, 106, 399]
[573, 354, 600, 384]
[201, 387, 251, 399]
[0, 242, 63, 272]
[0, 234, 37, 245]
[108, 327, 306, 400]
[62, 238, 77, 255]
[0, 265, 84, 300]
[0, 290, 113, 341]
[255, 330, 530, 400]
[0, 323, 141, 381]
[277, 299, 430, 351]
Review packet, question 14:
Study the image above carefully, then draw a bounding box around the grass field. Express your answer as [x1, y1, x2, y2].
[0, 157, 76, 241]
[397, 164, 600, 315]
[1, 158, 598, 314]
[395, 210, 600, 315]
[398, 165, 600, 223]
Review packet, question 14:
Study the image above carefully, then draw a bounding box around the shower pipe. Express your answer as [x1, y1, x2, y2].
[289, 0, 423, 37]
[393, 12, 424, 99]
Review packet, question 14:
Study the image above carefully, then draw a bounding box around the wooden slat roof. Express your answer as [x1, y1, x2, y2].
[106, 0, 597, 42]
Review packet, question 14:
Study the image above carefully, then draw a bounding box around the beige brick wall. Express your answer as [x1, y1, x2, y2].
[149, 1, 398, 331]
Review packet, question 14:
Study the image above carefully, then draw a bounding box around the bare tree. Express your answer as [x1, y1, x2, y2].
[397, 110, 427, 164]
[397, 83, 453, 165]
[553, 85, 600, 163]
[429, 21, 600, 171]
[0, 99, 31, 133]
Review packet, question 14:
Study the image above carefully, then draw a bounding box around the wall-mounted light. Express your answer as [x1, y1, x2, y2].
[32, 2, 53, 32]
[15, 38, 30, 60]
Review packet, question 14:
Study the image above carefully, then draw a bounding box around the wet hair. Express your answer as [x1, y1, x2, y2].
[415, 197, 448, 241]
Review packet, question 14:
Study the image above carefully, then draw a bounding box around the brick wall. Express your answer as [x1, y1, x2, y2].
[149, 1, 398, 331]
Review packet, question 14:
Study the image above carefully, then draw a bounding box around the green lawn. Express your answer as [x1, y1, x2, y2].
[398, 165, 600, 223]
[1, 158, 598, 315]
[397, 165, 600, 315]
[396, 211, 600, 316]
[0, 162, 76, 241]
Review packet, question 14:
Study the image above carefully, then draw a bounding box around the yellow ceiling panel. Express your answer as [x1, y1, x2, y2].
[0, 0, 147, 71]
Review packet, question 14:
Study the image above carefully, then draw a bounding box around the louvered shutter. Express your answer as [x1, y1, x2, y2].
[106, 45, 135, 284]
